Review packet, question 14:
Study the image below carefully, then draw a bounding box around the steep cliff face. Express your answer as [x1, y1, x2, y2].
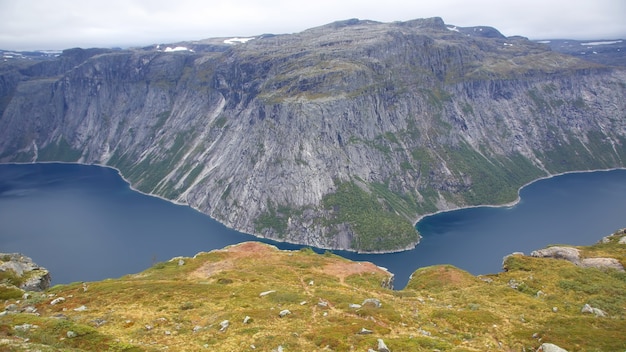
[1, 18, 625, 252]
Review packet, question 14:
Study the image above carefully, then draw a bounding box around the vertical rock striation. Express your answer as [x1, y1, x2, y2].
[0, 18, 625, 252]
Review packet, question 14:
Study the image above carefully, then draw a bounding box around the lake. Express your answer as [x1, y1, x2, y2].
[1, 162, 625, 289]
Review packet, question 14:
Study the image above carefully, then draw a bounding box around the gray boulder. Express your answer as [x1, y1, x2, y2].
[581, 303, 607, 317]
[530, 247, 580, 264]
[537, 342, 569, 352]
[0, 253, 51, 291]
[377, 338, 391, 352]
[580, 257, 624, 271]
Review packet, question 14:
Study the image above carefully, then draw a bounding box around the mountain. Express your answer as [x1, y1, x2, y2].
[0, 17, 625, 252]
[1, 230, 625, 351]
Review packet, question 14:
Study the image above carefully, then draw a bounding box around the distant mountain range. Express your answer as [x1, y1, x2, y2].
[1, 18, 625, 252]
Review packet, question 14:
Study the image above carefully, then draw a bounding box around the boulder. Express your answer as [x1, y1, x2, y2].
[537, 342, 569, 352]
[580, 257, 624, 271]
[581, 303, 607, 317]
[278, 309, 291, 318]
[362, 298, 382, 308]
[377, 338, 391, 352]
[530, 247, 580, 264]
[0, 253, 51, 291]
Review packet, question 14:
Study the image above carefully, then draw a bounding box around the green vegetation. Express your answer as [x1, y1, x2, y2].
[37, 137, 82, 162]
[443, 142, 544, 205]
[322, 180, 419, 251]
[2, 229, 625, 351]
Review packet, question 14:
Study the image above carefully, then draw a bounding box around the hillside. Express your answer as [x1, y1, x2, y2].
[1, 229, 625, 351]
[1, 18, 625, 252]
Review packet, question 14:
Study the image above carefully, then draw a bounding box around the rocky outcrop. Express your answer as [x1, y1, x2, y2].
[0, 253, 51, 291]
[1, 18, 625, 252]
[530, 245, 624, 271]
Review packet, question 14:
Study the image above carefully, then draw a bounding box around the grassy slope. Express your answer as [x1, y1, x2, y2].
[1, 232, 625, 351]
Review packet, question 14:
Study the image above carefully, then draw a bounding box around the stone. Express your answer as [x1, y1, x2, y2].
[4, 304, 18, 312]
[73, 305, 88, 312]
[581, 303, 607, 317]
[358, 327, 373, 334]
[219, 320, 230, 332]
[362, 298, 382, 308]
[259, 290, 276, 297]
[580, 257, 624, 271]
[377, 338, 391, 352]
[537, 342, 569, 352]
[66, 331, 77, 338]
[278, 309, 291, 318]
[50, 297, 65, 305]
[349, 303, 362, 309]
[0, 253, 51, 291]
[530, 247, 580, 264]
[178, 259, 185, 266]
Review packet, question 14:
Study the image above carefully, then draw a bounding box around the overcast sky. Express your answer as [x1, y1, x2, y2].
[1, 0, 625, 51]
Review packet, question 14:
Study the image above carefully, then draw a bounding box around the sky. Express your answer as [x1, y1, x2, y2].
[0, 0, 625, 51]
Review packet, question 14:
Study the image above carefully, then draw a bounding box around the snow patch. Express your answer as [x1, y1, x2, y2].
[537, 40, 551, 44]
[164, 46, 191, 52]
[580, 40, 622, 46]
[223, 37, 255, 45]
[446, 25, 459, 32]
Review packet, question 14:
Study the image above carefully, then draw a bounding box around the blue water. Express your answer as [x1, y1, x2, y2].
[1, 163, 625, 289]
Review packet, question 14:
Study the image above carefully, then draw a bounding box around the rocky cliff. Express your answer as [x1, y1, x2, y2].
[1, 17, 625, 252]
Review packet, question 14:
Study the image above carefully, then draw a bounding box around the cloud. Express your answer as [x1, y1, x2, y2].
[0, 0, 624, 51]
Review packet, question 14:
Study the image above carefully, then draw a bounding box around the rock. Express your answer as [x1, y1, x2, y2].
[349, 303, 362, 309]
[50, 297, 66, 305]
[377, 338, 391, 352]
[14, 323, 36, 332]
[4, 304, 19, 312]
[358, 327, 373, 334]
[259, 290, 276, 297]
[278, 309, 291, 318]
[418, 328, 431, 336]
[580, 257, 625, 271]
[73, 305, 88, 312]
[23, 306, 37, 314]
[552, 307, 558, 313]
[581, 303, 607, 317]
[219, 320, 230, 332]
[272, 346, 284, 352]
[537, 342, 569, 352]
[530, 247, 580, 264]
[619, 236, 626, 244]
[67, 330, 77, 338]
[178, 259, 185, 266]
[3, 19, 624, 254]
[0, 253, 51, 291]
[362, 298, 382, 308]
[317, 300, 328, 308]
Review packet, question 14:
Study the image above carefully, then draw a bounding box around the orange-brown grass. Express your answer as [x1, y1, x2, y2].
[2, 232, 626, 351]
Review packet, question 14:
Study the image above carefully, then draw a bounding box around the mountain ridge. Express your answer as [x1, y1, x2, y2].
[0, 17, 625, 252]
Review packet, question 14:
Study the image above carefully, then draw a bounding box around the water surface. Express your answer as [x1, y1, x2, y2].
[1, 163, 625, 289]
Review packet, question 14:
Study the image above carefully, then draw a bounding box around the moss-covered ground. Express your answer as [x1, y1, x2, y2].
[1, 231, 625, 351]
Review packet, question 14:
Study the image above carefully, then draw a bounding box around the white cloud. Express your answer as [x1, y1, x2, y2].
[0, 0, 624, 50]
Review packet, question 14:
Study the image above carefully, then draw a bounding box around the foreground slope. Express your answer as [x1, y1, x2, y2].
[2, 230, 626, 351]
[1, 18, 625, 251]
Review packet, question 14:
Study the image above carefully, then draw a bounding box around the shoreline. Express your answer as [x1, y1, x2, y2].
[2, 160, 626, 254]
[411, 166, 626, 227]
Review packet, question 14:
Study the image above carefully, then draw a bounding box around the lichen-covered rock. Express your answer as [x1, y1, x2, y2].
[0, 253, 51, 291]
[580, 257, 624, 271]
[530, 247, 580, 264]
